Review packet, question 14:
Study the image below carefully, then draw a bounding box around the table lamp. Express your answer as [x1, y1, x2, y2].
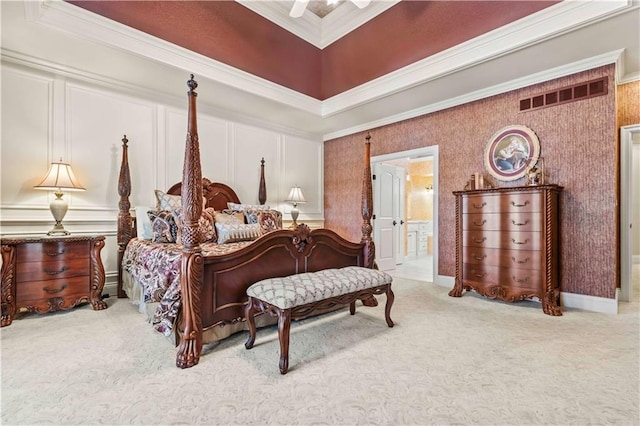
[285, 186, 306, 228]
[34, 160, 86, 235]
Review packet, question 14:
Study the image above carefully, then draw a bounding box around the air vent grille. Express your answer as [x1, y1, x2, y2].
[519, 77, 608, 112]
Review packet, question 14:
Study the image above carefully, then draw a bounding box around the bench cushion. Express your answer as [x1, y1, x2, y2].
[246, 266, 392, 309]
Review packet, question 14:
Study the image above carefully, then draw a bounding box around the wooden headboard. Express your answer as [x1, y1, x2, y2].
[167, 178, 240, 211]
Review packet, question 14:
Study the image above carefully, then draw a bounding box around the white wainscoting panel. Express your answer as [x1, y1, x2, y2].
[233, 123, 281, 206]
[1, 67, 54, 220]
[198, 115, 232, 185]
[282, 135, 323, 221]
[67, 82, 157, 218]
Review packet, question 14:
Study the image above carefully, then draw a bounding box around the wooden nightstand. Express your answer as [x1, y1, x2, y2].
[1, 234, 107, 326]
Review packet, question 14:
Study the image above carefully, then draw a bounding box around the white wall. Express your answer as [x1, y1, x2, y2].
[0, 63, 324, 291]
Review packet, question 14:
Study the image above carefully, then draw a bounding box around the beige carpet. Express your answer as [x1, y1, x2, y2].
[1, 272, 638, 426]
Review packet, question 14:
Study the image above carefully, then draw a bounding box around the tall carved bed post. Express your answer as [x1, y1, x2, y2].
[360, 133, 379, 307]
[117, 135, 132, 298]
[361, 133, 375, 269]
[176, 75, 204, 369]
[258, 157, 267, 205]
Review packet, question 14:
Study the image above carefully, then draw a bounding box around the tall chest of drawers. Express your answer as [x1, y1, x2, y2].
[1, 235, 107, 326]
[448, 185, 563, 316]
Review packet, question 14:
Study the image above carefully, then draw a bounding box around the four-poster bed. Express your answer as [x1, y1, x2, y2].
[116, 75, 377, 368]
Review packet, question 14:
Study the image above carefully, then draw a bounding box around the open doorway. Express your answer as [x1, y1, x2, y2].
[371, 146, 438, 283]
[620, 124, 640, 304]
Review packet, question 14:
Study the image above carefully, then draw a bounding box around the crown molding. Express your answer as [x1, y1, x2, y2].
[322, 0, 634, 117]
[323, 50, 625, 141]
[22, 0, 637, 139]
[236, 0, 400, 49]
[26, 0, 323, 116]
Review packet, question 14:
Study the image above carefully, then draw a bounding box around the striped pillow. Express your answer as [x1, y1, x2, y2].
[215, 223, 262, 244]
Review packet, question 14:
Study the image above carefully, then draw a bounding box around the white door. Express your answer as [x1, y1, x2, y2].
[395, 168, 406, 265]
[373, 163, 404, 271]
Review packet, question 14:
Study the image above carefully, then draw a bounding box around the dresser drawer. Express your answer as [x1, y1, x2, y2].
[463, 247, 542, 270]
[462, 192, 542, 214]
[16, 276, 89, 303]
[462, 264, 541, 292]
[463, 230, 541, 251]
[16, 241, 90, 263]
[16, 258, 90, 283]
[463, 212, 541, 232]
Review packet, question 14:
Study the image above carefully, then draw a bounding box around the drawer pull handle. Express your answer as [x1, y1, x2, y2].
[43, 284, 67, 294]
[512, 276, 529, 283]
[473, 219, 487, 226]
[473, 237, 487, 243]
[511, 200, 530, 208]
[45, 249, 66, 257]
[512, 219, 529, 226]
[473, 254, 487, 260]
[44, 266, 68, 275]
[511, 256, 530, 264]
[511, 238, 529, 245]
[472, 202, 487, 209]
[472, 270, 487, 278]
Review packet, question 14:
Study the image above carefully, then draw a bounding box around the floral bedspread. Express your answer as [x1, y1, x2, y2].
[122, 238, 251, 336]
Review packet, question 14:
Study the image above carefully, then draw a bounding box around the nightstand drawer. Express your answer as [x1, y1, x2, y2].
[16, 258, 90, 283]
[16, 241, 90, 263]
[16, 276, 89, 302]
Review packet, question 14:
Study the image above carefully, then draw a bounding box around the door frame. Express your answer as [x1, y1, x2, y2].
[371, 146, 439, 281]
[620, 124, 639, 303]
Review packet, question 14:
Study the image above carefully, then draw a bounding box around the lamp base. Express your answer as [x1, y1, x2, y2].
[47, 222, 71, 236]
[288, 206, 299, 229]
[47, 192, 71, 236]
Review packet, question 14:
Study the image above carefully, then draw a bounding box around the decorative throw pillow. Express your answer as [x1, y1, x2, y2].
[227, 202, 270, 212]
[213, 209, 245, 225]
[148, 210, 178, 243]
[248, 209, 283, 234]
[215, 223, 262, 244]
[172, 207, 217, 244]
[154, 190, 182, 211]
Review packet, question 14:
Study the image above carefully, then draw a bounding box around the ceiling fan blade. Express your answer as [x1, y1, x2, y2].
[349, 0, 371, 9]
[290, 0, 310, 18]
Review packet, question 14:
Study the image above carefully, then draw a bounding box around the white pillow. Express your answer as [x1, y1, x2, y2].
[135, 206, 154, 240]
[154, 190, 182, 211]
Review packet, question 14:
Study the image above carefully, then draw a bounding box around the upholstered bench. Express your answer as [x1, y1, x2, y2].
[244, 266, 394, 374]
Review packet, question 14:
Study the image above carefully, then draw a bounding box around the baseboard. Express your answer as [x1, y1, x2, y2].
[436, 275, 619, 314]
[560, 289, 619, 315]
[434, 275, 454, 288]
[102, 274, 118, 300]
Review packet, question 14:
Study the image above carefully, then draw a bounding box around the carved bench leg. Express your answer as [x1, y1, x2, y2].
[277, 308, 291, 374]
[385, 284, 395, 327]
[244, 298, 257, 349]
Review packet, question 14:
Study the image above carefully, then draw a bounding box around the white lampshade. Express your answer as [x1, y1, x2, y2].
[285, 186, 306, 206]
[34, 161, 85, 235]
[34, 161, 86, 191]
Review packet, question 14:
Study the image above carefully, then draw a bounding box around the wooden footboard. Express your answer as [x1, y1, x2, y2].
[184, 225, 367, 334]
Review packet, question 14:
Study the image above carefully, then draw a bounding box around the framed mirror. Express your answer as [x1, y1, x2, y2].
[484, 125, 540, 181]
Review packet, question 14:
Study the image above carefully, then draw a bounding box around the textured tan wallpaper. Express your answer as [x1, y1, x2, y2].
[325, 65, 620, 299]
[616, 81, 640, 127]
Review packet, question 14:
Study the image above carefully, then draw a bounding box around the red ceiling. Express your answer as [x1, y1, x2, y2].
[67, 1, 557, 100]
